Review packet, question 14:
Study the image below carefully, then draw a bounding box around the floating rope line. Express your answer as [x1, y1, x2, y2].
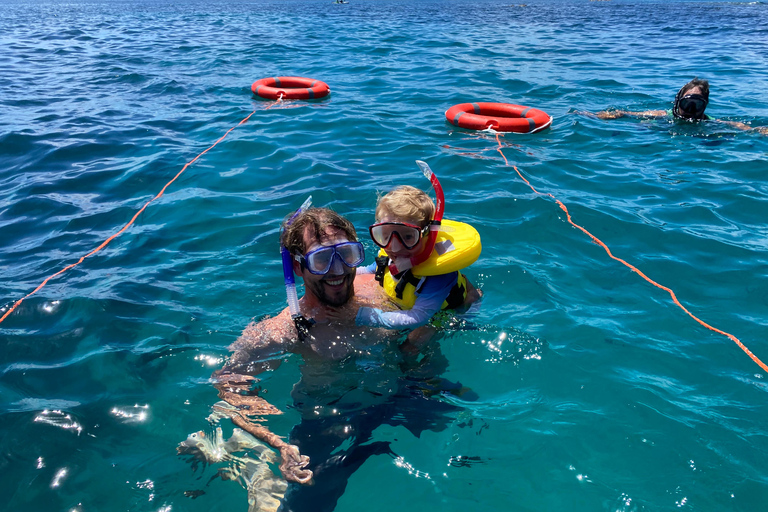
[494, 132, 768, 374]
[0, 99, 287, 326]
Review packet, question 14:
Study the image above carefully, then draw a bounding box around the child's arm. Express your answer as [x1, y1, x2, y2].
[356, 261, 377, 275]
[355, 273, 457, 330]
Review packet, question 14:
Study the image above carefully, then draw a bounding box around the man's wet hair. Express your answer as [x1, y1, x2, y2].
[281, 207, 358, 255]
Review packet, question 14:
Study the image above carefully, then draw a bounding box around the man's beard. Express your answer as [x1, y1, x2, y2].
[306, 272, 355, 307]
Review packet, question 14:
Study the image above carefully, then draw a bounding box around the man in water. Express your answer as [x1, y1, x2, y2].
[595, 78, 768, 134]
[214, 207, 467, 511]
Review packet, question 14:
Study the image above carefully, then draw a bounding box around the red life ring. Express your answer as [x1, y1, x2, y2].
[445, 102, 552, 133]
[251, 76, 330, 100]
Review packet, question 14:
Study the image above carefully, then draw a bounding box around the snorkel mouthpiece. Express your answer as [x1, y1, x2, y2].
[388, 161, 445, 275]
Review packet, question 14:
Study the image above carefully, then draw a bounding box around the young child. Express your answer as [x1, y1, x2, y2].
[355, 185, 481, 331]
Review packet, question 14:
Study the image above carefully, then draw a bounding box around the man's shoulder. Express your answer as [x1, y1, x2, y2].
[353, 272, 379, 295]
[353, 273, 389, 307]
[258, 308, 293, 331]
[223, 308, 298, 374]
[228, 308, 296, 353]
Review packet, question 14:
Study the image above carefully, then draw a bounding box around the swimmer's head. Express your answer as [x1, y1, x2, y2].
[372, 186, 435, 260]
[280, 208, 356, 306]
[282, 207, 359, 307]
[281, 207, 358, 255]
[673, 78, 709, 120]
[375, 185, 435, 227]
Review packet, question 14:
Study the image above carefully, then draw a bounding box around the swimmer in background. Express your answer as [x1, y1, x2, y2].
[594, 78, 768, 135]
[333, 166, 482, 355]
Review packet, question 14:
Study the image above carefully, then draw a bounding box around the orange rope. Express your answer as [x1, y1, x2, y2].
[494, 133, 768, 374]
[0, 108, 264, 325]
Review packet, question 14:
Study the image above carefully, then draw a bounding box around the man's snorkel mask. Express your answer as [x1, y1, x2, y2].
[281, 196, 315, 341]
[673, 79, 709, 120]
[387, 160, 445, 276]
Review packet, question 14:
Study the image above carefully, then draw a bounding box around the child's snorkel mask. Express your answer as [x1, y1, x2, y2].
[387, 160, 445, 276]
[281, 196, 315, 341]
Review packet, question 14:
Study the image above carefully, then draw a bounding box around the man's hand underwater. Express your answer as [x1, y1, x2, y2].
[280, 444, 313, 484]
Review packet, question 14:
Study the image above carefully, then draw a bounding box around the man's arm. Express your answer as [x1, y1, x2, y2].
[213, 313, 313, 484]
[596, 109, 668, 120]
[225, 313, 294, 373]
[714, 119, 768, 135]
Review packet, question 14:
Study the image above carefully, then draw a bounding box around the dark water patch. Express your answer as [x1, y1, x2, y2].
[115, 72, 151, 85]
[4, 97, 58, 108]
[0, 131, 44, 157]
[0, 302, 82, 365]
[26, 140, 137, 179]
[138, 79, 188, 96]
[40, 28, 87, 41]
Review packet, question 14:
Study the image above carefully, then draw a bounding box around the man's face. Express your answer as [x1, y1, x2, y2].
[299, 226, 357, 307]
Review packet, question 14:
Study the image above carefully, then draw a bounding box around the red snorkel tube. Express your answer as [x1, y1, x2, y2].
[388, 160, 445, 275]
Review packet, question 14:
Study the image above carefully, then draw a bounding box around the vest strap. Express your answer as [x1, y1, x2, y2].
[374, 255, 389, 286]
[394, 270, 422, 300]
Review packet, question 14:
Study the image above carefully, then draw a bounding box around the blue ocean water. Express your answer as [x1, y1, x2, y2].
[2, 0, 768, 510]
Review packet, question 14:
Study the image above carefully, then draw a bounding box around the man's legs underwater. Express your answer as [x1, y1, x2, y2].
[279, 410, 396, 512]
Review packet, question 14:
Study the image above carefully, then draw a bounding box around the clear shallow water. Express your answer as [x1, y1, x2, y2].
[2, 0, 768, 510]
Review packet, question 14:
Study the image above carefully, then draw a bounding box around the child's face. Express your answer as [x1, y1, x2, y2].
[377, 214, 428, 260]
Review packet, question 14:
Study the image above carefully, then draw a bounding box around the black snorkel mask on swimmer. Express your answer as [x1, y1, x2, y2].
[673, 85, 709, 120]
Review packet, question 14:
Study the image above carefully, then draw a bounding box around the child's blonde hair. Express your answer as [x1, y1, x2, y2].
[375, 185, 435, 226]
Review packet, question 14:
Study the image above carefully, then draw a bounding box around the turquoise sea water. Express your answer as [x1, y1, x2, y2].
[2, 0, 768, 510]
